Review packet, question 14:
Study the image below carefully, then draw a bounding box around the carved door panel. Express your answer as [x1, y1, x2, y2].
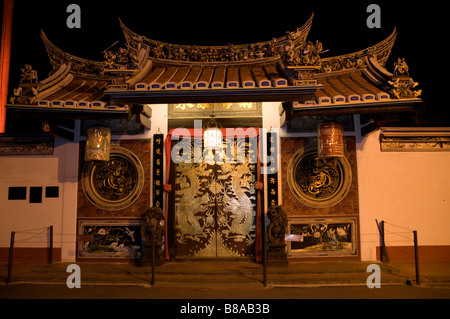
[215, 162, 257, 257]
[173, 138, 257, 258]
[174, 161, 217, 257]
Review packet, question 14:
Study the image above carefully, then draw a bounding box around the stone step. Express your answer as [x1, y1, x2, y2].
[2, 261, 409, 287]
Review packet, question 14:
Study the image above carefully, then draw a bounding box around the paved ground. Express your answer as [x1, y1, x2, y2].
[1, 260, 449, 301]
[2, 282, 450, 299]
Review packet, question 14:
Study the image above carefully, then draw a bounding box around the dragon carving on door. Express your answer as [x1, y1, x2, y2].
[173, 138, 257, 258]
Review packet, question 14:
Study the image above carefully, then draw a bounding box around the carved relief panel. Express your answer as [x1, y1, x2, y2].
[287, 145, 352, 208]
[281, 137, 359, 216]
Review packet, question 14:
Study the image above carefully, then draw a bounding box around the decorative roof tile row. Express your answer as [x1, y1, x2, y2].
[36, 77, 110, 109]
[134, 63, 288, 90]
[294, 72, 390, 107]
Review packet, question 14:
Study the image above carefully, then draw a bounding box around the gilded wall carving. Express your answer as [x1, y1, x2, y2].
[81, 146, 144, 211]
[281, 137, 359, 216]
[287, 146, 352, 208]
[78, 140, 150, 217]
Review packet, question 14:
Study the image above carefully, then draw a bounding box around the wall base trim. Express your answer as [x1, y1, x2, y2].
[0, 247, 61, 262]
[376, 245, 450, 262]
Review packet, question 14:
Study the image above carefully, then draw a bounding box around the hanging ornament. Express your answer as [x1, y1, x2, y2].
[85, 127, 111, 161]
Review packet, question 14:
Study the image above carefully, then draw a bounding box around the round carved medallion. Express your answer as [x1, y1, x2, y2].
[287, 146, 352, 208]
[82, 146, 145, 211]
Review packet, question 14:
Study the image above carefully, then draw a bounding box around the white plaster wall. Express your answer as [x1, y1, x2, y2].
[264, 109, 450, 261]
[57, 139, 80, 262]
[0, 138, 79, 261]
[357, 129, 450, 261]
[147, 104, 168, 137]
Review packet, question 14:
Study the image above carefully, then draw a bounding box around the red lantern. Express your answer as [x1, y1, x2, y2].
[317, 122, 344, 158]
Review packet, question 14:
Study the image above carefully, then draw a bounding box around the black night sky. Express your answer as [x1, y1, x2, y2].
[4, 0, 447, 125]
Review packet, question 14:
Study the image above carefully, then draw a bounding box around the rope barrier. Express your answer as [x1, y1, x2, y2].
[6, 226, 54, 283]
[384, 230, 413, 241]
[14, 234, 47, 244]
[384, 221, 414, 232]
[13, 227, 48, 234]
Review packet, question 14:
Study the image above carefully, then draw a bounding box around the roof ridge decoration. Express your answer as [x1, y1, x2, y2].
[119, 14, 315, 65]
[41, 31, 106, 78]
[122, 13, 314, 49]
[37, 17, 397, 79]
[320, 27, 397, 72]
[389, 58, 422, 99]
[119, 15, 396, 73]
[41, 31, 143, 79]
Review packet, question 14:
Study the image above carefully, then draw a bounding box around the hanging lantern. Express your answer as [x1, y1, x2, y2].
[317, 122, 344, 158]
[203, 116, 223, 150]
[85, 127, 111, 161]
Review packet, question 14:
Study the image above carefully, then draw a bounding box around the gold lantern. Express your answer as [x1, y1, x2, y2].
[203, 116, 223, 150]
[317, 122, 344, 158]
[85, 127, 111, 161]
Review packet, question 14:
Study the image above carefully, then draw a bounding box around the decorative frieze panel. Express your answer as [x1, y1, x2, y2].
[77, 219, 142, 259]
[168, 102, 262, 119]
[0, 134, 54, 156]
[286, 216, 358, 258]
[380, 127, 450, 152]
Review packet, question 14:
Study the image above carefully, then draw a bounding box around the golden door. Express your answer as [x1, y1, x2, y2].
[173, 139, 257, 258]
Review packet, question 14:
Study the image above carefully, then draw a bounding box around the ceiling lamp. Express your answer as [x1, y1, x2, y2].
[203, 115, 223, 150]
[317, 122, 344, 158]
[85, 127, 111, 161]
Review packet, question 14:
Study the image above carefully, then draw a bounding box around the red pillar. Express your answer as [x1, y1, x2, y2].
[0, 0, 14, 133]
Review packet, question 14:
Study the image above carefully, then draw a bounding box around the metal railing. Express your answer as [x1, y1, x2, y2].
[376, 219, 420, 285]
[6, 225, 54, 283]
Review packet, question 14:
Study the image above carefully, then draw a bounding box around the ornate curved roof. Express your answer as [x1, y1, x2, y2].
[8, 14, 421, 114]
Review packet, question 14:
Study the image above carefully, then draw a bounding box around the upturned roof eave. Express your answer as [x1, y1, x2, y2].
[321, 27, 397, 66]
[119, 13, 314, 50]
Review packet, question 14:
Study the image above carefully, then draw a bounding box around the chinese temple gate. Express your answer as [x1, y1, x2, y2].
[3, 12, 448, 265]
